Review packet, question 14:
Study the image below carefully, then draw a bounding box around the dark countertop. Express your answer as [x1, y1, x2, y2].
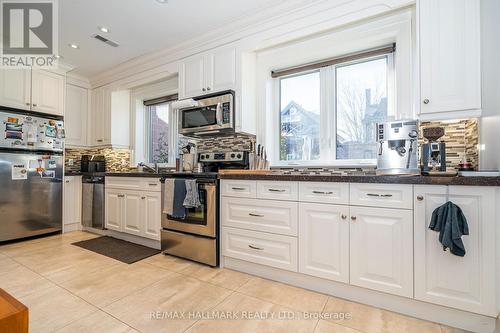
[217, 173, 500, 186]
[64, 171, 500, 186]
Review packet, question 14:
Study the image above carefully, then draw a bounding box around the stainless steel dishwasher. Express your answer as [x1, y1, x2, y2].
[81, 176, 105, 229]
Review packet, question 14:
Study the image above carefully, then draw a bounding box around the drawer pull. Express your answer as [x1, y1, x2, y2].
[231, 187, 247, 191]
[268, 189, 286, 192]
[248, 244, 264, 250]
[148, 183, 158, 186]
[312, 190, 334, 195]
[249, 212, 264, 217]
[117, 194, 125, 198]
[366, 193, 393, 198]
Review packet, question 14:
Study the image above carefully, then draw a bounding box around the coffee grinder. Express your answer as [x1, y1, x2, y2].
[421, 127, 447, 173]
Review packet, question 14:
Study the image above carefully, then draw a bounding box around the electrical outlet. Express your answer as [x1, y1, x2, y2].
[68, 158, 74, 166]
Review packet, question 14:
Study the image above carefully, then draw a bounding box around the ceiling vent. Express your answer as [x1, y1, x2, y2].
[92, 34, 119, 47]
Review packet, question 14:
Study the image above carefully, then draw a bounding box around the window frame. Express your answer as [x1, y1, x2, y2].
[274, 50, 395, 167]
[144, 100, 178, 167]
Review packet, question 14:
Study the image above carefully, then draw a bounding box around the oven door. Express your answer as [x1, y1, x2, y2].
[161, 182, 216, 238]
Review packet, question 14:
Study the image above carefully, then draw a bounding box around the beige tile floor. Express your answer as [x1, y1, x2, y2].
[0, 231, 475, 333]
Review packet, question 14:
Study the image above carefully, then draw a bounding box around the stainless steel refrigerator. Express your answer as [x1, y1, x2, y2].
[0, 109, 64, 242]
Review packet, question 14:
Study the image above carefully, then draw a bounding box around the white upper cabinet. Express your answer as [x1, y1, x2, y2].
[65, 84, 88, 147]
[349, 206, 413, 298]
[179, 55, 206, 98]
[419, 0, 481, 119]
[178, 42, 256, 135]
[414, 186, 496, 316]
[0, 68, 31, 110]
[179, 45, 236, 99]
[90, 86, 111, 146]
[31, 69, 65, 116]
[0, 68, 65, 116]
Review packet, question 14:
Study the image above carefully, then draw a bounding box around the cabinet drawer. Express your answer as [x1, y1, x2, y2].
[221, 197, 298, 236]
[141, 178, 161, 192]
[222, 227, 297, 271]
[299, 182, 349, 204]
[350, 183, 413, 209]
[221, 180, 256, 198]
[257, 181, 298, 201]
[106, 177, 142, 190]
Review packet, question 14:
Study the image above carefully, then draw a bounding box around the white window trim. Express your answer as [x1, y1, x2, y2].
[257, 9, 414, 168]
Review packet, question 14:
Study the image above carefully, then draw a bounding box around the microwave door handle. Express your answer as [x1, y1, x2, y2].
[216, 102, 223, 125]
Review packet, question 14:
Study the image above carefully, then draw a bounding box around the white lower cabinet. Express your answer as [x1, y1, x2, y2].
[414, 186, 496, 316]
[63, 176, 82, 232]
[298, 203, 349, 283]
[105, 187, 161, 240]
[222, 227, 297, 271]
[349, 206, 413, 298]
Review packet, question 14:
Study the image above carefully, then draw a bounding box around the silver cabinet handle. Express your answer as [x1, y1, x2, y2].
[97, 139, 103, 142]
[351, 216, 357, 221]
[32, 104, 37, 107]
[117, 194, 125, 198]
[341, 214, 347, 220]
[366, 193, 393, 198]
[231, 187, 246, 191]
[148, 183, 158, 186]
[202, 88, 206, 92]
[26, 102, 31, 106]
[417, 195, 424, 201]
[268, 189, 286, 192]
[312, 190, 334, 195]
[65, 180, 70, 183]
[207, 87, 211, 91]
[249, 212, 264, 217]
[423, 99, 430, 104]
[248, 244, 264, 250]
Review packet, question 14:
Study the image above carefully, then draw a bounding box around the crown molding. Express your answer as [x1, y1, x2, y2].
[89, 0, 414, 88]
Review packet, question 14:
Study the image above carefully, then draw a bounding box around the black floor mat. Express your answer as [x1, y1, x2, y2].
[72, 236, 160, 264]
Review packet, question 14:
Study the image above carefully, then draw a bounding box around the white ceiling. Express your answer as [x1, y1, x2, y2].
[59, 0, 289, 78]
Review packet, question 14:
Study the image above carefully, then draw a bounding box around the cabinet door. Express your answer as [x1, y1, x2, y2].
[141, 192, 161, 240]
[0, 68, 31, 110]
[123, 192, 142, 236]
[105, 190, 122, 231]
[63, 177, 76, 225]
[419, 0, 480, 115]
[349, 206, 413, 297]
[299, 203, 349, 283]
[414, 186, 496, 316]
[205, 46, 236, 93]
[31, 70, 65, 115]
[90, 86, 111, 145]
[179, 55, 205, 99]
[65, 84, 88, 146]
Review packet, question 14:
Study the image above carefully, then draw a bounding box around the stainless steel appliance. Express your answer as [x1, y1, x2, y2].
[161, 151, 250, 266]
[179, 91, 234, 137]
[421, 127, 447, 173]
[161, 175, 218, 266]
[81, 176, 105, 230]
[376, 120, 419, 175]
[81, 155, 106, 173]
[0, 109, 64, 242]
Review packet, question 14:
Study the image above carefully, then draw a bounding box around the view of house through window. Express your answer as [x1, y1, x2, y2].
[147, 102, 170, 164]
[278, 51, 393, 163]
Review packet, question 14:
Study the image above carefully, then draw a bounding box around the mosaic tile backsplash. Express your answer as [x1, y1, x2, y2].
[65, 147, 132, 172]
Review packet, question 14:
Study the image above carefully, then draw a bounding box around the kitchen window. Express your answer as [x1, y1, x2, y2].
[143, 94, 178, 165]
[276, 46, 395, 165]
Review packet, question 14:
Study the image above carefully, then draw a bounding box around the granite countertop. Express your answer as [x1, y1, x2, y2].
[217, 173, 500, 186]
[64, 171, 500, 186]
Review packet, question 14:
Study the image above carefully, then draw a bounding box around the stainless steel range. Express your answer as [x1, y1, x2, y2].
[160, 151, 249, 266]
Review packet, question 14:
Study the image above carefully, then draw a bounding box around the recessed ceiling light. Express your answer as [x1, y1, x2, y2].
[69, 43, 79, 49]
[98, 26, 110, 33]
[156, 0, 168, 3]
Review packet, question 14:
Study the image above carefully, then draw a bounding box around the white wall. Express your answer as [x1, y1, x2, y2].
[479, 0, 500, 170]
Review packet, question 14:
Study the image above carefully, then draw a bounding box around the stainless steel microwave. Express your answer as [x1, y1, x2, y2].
[178, 91, 234, 137]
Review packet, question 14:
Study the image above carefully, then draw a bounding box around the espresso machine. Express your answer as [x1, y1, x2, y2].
[376, 120, 419, 175]
[421, 127, 447, 173]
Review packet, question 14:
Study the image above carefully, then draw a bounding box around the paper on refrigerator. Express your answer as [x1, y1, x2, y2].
[12, 163, 28, 180]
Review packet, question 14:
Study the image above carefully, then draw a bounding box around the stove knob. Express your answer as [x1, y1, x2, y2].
[200, 155, 205, 160]
[230, 153, 235, 158]
[237, 153, 242, 159]
[205, 154, 210, 159]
